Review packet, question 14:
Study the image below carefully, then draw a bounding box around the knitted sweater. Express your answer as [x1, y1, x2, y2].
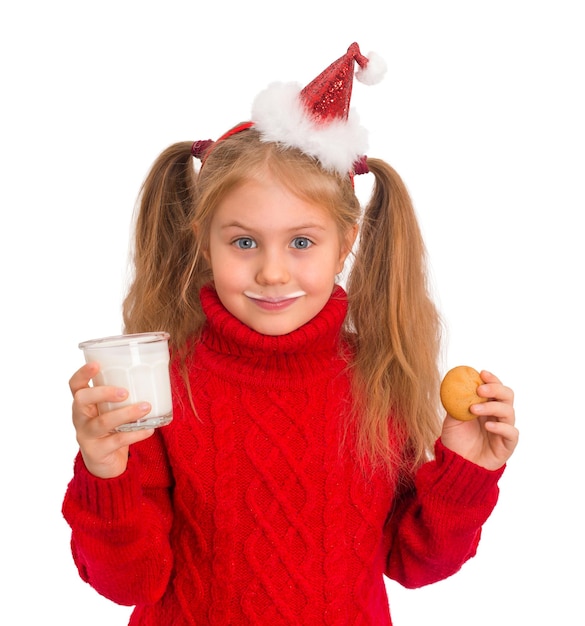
[62, 285, 504, 625]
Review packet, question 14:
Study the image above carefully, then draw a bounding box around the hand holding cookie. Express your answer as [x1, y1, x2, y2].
[440, 368, 519, 470]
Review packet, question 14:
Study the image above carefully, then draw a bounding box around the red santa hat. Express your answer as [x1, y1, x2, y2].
[192, 43, 386, 176]
[251, 42, 386, 175]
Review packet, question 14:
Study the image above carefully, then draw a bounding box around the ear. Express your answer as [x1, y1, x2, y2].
[336, 223, 359, 274]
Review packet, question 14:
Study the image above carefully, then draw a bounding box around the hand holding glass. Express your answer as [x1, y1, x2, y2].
[78, 332, 173, 432]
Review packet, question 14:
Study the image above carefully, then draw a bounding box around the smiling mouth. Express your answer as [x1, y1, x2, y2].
[244, 291, 306, 310]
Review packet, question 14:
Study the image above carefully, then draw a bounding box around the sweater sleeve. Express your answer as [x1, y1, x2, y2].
[384, 438, 505, 588]
[61, 431, 175, 606]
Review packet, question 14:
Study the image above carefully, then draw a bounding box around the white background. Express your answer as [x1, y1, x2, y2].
[1, 1, 583, 624]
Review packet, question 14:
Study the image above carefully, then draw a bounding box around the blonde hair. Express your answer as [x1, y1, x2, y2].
[123, 130, 442, 476]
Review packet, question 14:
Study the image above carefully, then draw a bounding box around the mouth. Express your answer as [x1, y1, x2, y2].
[244, 291, 306, 311]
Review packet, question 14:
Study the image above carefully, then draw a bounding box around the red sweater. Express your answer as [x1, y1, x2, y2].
[63, 285, 504, 625]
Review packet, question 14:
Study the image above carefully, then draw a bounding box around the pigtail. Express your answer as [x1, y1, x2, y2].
[346, 158, 443, 474]
[123, 142, 207, 351]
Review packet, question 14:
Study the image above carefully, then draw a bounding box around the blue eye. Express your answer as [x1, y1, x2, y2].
[291, 237, 312, 249]
[234, 237, 257, 249]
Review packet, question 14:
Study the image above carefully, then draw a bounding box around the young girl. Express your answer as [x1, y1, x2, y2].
[63, 43, 518, 625]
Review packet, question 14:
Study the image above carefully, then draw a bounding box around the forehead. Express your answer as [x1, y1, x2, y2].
[213, 175, 335, 229]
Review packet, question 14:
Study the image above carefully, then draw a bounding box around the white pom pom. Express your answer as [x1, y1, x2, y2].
[356, 51, 387, 86]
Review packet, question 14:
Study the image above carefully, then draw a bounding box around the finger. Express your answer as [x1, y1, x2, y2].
[479, 370, 501, 385]
[484, 421, 520, 450]
[74, 384, 129, 410]
[80, 402, 152, 437]
[69, 362, 100, 396]
[477, 381, 514, 405]
[471, 400, 515, 425]
[72, 385, 130, 427]
[109, 427, 156, 448]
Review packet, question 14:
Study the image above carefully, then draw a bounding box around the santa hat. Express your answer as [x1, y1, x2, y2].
[251, 42, 386, 175]
[193, 43, 386, 176]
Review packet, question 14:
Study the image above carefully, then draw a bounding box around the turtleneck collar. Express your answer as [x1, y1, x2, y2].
[195, 284, 349, 387]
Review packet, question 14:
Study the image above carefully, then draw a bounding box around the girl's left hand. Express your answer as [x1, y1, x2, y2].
[440, 370, 519, 471]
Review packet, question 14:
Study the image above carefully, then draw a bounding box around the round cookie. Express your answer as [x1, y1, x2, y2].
[440, 365, 486, 421]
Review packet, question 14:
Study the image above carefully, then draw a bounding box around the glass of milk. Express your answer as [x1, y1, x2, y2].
[78, 332, 173, 432]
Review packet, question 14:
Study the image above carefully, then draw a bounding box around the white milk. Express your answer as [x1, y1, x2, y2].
[79, 332, 172, 432]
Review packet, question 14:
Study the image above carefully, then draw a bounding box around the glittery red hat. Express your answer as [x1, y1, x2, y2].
[251, 42, 386, 175]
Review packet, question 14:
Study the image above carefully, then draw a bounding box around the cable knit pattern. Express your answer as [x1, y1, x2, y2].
[62, 285, 505, 625]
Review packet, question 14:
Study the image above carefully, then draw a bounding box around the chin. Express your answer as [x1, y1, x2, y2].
[247, 316, 308, 336]
[251, 324, 299, 337]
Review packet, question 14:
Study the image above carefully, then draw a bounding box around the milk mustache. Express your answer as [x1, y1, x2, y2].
[79, 332, 173, 431]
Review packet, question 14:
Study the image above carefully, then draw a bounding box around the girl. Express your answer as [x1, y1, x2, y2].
[63, 44, 518, 625]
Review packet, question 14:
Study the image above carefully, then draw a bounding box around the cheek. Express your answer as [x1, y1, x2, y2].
[207, 240, 228, 275]
[209, 252, 247, 288]
[299, 256, 340, 289]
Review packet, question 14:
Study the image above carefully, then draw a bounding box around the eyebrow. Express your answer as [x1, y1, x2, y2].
[221, 221, 327, 231]
[220, 221, 249, 230]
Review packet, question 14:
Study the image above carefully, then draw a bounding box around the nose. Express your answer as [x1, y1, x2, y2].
[255, 248, 290, 286]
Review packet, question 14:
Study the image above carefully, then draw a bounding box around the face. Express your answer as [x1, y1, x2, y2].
[206, 173, 356, 336]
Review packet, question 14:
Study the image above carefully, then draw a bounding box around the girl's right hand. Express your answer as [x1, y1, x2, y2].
[69, 362, 156, 479]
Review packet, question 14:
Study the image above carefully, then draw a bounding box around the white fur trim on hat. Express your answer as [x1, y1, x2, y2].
[251, 82, 369, 175]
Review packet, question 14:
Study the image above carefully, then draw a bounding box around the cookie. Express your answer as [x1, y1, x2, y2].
[440, 365, 486, 421]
